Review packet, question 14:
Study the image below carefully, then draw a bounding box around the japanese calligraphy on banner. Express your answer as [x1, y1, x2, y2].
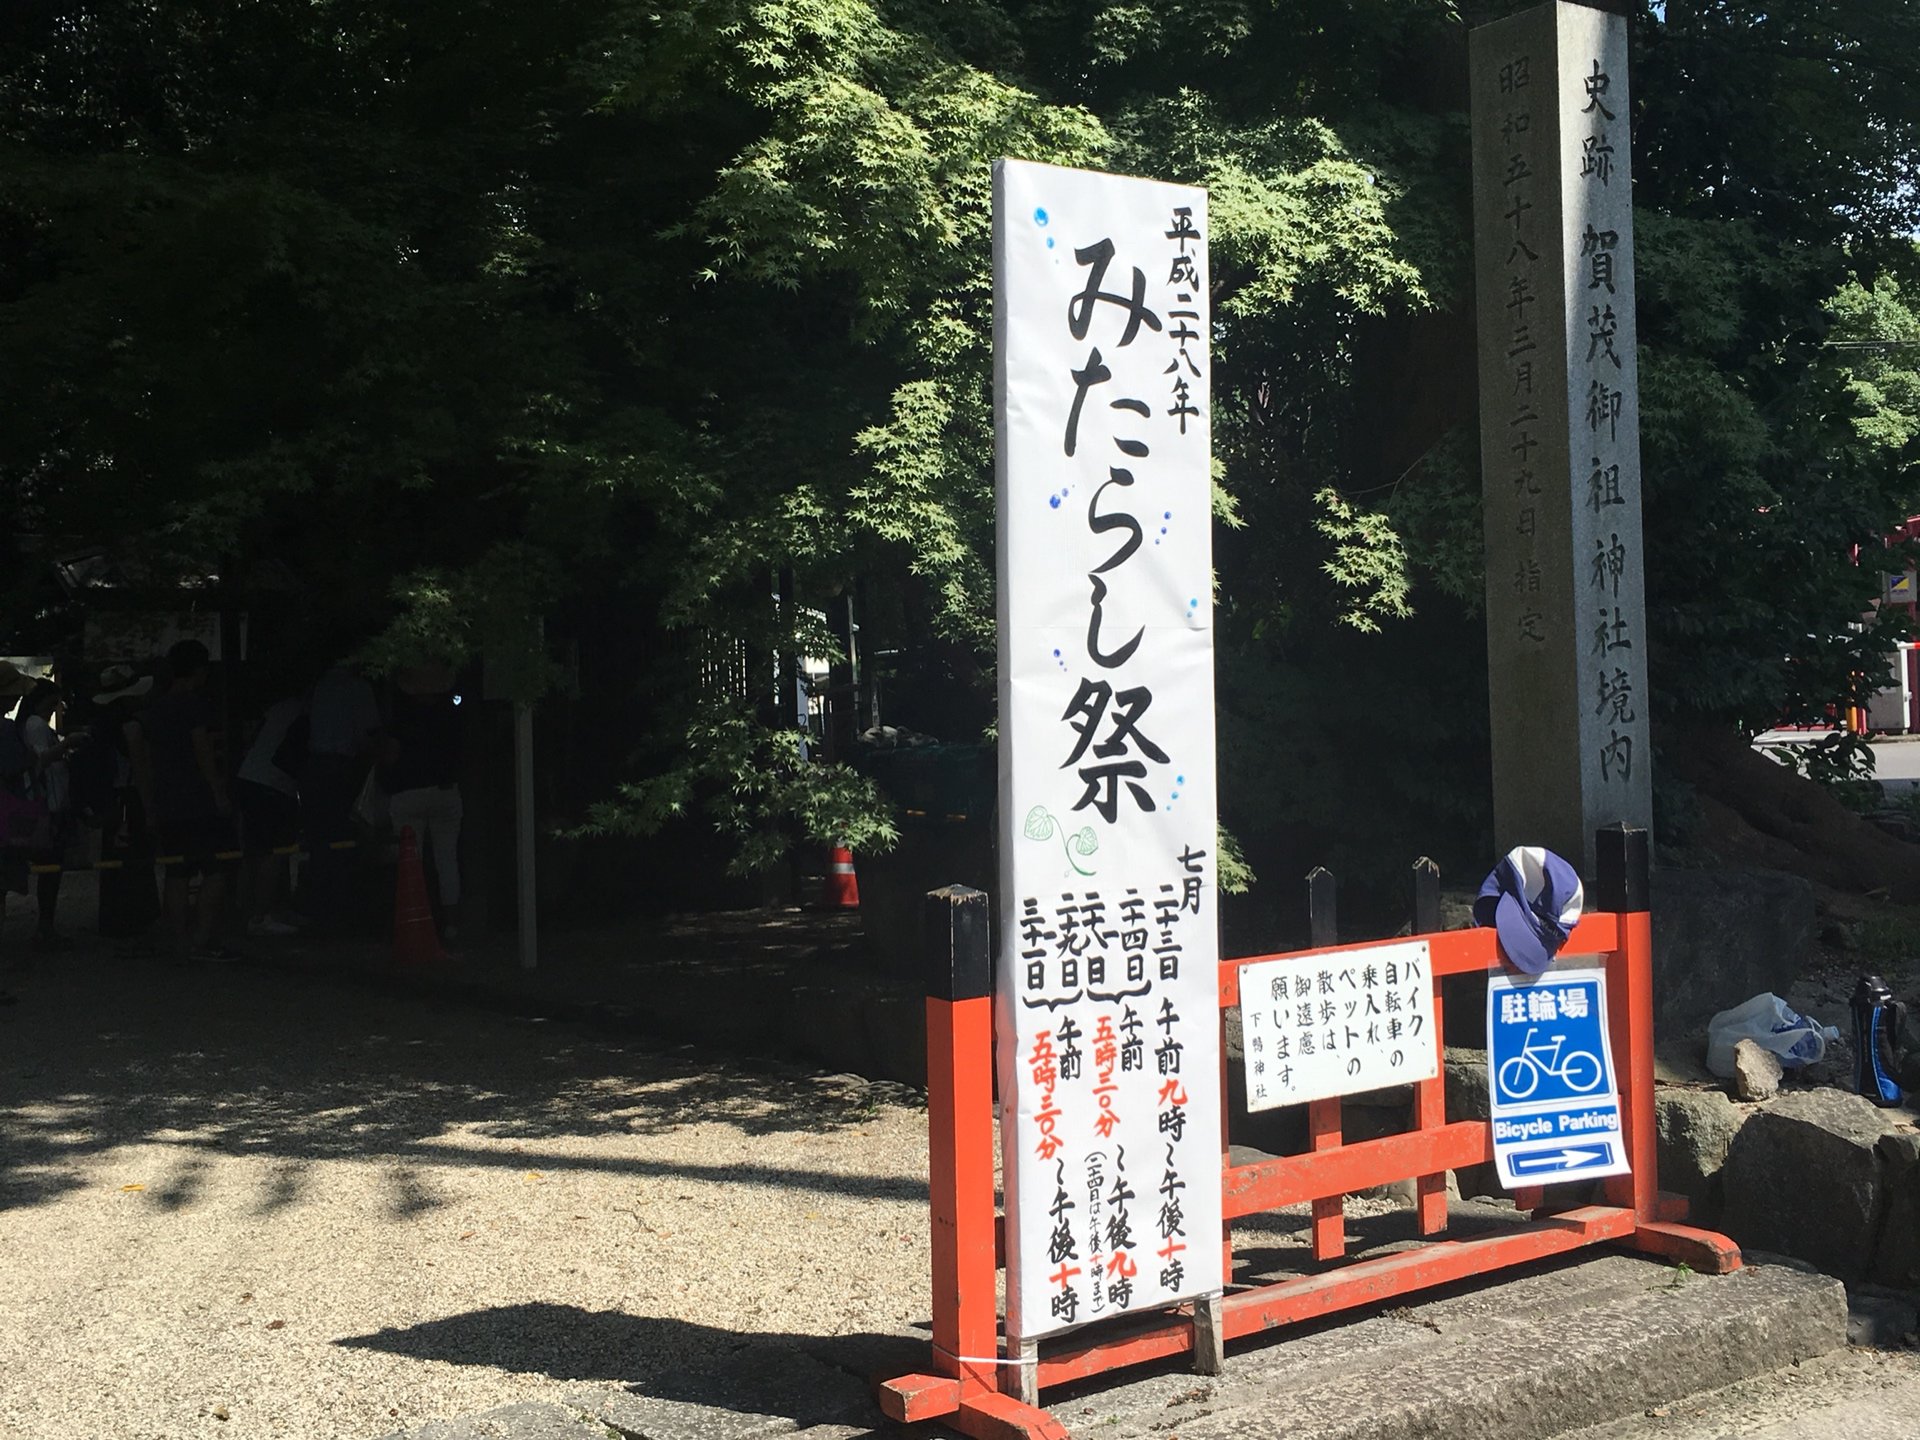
[1471, 1, 1652, 879]
[992, 158, 1222, 1342]
[1240, 942, 1438, 1111]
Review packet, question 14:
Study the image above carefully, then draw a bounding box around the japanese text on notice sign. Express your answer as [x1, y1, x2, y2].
[1240, 941, 1438, 1110]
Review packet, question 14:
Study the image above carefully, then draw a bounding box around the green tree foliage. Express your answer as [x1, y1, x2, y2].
[1626, 0, 1920, 739]
[3, 1, 1918, 892]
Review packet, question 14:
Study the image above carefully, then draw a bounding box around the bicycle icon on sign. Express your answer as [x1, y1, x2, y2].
[1497, 1027, 1604, 1100]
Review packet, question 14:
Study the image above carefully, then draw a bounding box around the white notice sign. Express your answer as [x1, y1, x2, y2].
[994, 158, 1222, 1342]
[1240, 941, 1438, 1111]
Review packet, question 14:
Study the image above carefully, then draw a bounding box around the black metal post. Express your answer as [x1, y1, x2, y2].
[926, 885, 992, 1002]
[1307, 866, 1337, 949]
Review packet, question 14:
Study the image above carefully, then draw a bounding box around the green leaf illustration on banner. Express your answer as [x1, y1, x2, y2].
[1024, 804, 1098, 875]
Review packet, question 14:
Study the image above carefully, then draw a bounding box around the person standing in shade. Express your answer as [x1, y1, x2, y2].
[237, 692, 308, 938]
[131, 641, 238, 962]
[85, 666, 160, 951]
[18, 680, 89, 952]
[0, 661, 39, 996]
[299, 662, 382, 932]
[385, 665, 463, 941]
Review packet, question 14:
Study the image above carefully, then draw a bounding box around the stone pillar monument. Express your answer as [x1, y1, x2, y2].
[1471, 0, 1651, 880]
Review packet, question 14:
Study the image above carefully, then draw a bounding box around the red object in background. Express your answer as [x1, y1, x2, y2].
[822, 845, 860, 909]
[393, 825, 447, 965]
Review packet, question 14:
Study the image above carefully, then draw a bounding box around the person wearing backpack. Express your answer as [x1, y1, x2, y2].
[236, 693, 307, 937]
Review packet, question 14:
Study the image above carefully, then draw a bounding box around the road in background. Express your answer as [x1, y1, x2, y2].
[1753, 730, 1920, 795]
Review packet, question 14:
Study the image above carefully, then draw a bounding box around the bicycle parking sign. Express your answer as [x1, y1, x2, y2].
[1486, 967, 1631, 1189]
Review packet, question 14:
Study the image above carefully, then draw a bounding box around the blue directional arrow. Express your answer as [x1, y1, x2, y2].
[1510, 1143, 1612, 1174]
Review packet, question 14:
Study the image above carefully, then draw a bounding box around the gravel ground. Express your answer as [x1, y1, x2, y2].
[0, 920, 934, 1440]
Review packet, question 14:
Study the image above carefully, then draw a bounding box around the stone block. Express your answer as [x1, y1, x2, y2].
[1720, 1088, 1896, 1279]
[1444, 1048, 1491, 1121]
[1344, 1085, 1415, 1144]
[572, 1342, 875, 1440]
[1846, 1288, 1920, 1348]
[1444, 1049, 1497, 1199]
[1651, 867, 1815, 1031]
[1655, 1086, 1746, 1222]
[785, 984, 876, 1080]
[857, 992, 926, 1087]
[1162, 1254, 1845, 1440]
[1731, 1039, 1784, 1102]
[377, 1402, 610, 1440]
[1872, 1129, 1920, 1290]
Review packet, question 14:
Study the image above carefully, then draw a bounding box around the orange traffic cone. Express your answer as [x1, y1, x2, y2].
[393, 825, 447, 965]
[821, 844, 860, 909]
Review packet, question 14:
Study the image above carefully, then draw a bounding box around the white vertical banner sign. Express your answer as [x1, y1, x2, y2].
[993, 158, 1222, 1343]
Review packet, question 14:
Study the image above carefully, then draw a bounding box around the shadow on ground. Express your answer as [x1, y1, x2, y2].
[338, 1302, 918, 1431]
[0, 945, 920, 1216]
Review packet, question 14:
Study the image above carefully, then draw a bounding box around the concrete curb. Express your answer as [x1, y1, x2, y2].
[1092, 1256, 1845, 1440]
[376, 1257, 1847, 1440]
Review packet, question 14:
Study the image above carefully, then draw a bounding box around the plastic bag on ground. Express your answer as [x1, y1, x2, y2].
[1705, 993, 1839, 1077]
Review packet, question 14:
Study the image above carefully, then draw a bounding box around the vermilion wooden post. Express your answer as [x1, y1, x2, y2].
[1595, 825, 1742, 1272]
[1410, 858, 1448, 1235]
[878, 887, 1069, 1440]
[1596, 825, 1653, 1218]
[1305, 867, 1346, 1261]
[925, 886, 1000, 1398]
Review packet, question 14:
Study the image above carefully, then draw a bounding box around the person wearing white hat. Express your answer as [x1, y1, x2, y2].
[0, 660, 35, 706]
[91, 666, 153, 708]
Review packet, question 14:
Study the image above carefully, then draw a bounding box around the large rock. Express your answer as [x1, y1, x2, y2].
[1444, 1047, 1491, 1121]
[1444, 1049, 1498, 1199]
[1720, 1088, 1899, 1279]
[1656, 1087, 1747, 1222]
[1873, 1128, 1920, 1290]
[1651, 867, 1815, 1031]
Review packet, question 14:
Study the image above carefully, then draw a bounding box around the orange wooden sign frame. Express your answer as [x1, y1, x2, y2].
[878, 835, 1739, 1440]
